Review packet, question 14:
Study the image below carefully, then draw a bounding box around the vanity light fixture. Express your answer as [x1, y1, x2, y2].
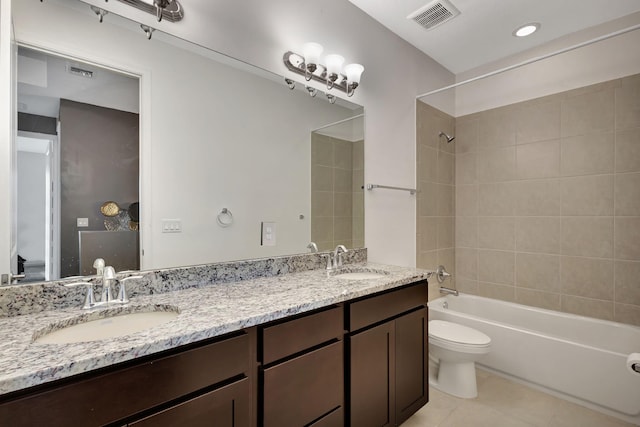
[123, 0, 184, 22]
[283, 43, 364, 97]
[80, 1, 183, 34]
[513, 22, 541, 37]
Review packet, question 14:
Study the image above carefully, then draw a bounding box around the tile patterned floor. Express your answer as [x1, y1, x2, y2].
[404, 369, 636, 427]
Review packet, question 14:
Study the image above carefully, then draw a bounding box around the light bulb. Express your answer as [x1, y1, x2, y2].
[302, 42, 323, 68]
[325, 54, 345, 78]
[344, 63, 364, 85]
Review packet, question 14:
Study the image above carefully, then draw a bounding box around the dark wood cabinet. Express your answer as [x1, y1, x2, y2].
[350, 320, 395, 427]
[348, 281, 429, 427]
[263, 341, 343, 426]
[0, 330, 255, 427]
[129, 377, 251, 427]
[395, 308, 429, 425]
[260, 305, 344, 427]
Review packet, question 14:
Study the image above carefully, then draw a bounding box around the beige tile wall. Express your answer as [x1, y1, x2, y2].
[416, 102, 456, 301]
[311, 133, 364, 251]
[453, 73, 640, 326]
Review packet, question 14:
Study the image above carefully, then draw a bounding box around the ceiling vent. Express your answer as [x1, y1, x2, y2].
[67, 65, 94, 79]
[408, 0, 460, 31]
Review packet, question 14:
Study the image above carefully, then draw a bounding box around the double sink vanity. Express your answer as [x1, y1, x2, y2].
[0, 249, 431, 426]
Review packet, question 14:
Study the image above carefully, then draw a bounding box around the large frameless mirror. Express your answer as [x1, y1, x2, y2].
[10, 0, 364, 283]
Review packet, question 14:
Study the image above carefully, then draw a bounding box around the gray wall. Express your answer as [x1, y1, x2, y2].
[59, 99, 139, 277]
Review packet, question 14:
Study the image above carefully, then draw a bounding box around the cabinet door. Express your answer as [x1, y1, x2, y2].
[263, 341, 343, 427]
[395, 308, 428, 425]
[349, 321, 395, 427]
[129, 377, 250, 427]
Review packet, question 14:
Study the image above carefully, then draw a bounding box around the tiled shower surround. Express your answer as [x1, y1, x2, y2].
[416, 102, 456, 301]
[418, 73, 640, 326]
[311, 133, 365, 252]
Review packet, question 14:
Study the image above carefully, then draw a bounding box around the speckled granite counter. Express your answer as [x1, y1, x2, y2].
[0, 259, 430, 396]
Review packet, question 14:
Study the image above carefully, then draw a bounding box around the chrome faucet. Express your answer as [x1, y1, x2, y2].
[65, 266, 142, 309]
[307, 242, 319, 253]
[102, 266, 117, 303]
[332, 245, 348, 269]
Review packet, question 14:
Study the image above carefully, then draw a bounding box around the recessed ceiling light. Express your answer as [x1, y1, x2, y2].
[513, 23, 541, 37]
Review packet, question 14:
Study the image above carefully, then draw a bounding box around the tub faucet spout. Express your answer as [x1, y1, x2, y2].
[439, 286, 459, 296]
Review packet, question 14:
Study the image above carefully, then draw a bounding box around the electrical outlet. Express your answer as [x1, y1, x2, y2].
[162, 219, 182, 233]
[77, 218, 89, 227]
[261, 222, 276, 246]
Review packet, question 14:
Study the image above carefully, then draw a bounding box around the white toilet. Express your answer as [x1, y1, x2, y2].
[428, 320, 491, 398]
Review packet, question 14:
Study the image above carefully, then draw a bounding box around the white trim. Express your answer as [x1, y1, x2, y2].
[0, 0, 14, 277]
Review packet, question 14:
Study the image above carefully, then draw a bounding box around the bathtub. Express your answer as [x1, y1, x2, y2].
[428, 294, 640, 425]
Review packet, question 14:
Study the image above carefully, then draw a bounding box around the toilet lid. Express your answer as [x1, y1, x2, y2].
[429, 320, 491, 346]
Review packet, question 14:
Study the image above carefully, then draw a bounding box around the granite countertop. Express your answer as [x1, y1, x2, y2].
[0, 262, 430, 396]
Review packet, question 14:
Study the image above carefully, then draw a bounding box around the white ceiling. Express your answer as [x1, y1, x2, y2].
[17, 47, 139, 118]
[347, 0, 640, 74]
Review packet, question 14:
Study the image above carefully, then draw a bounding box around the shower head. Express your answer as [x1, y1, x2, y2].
[439, 131, 455, 143]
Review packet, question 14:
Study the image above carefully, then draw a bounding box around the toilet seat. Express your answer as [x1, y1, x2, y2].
[429, 320, 491, 350]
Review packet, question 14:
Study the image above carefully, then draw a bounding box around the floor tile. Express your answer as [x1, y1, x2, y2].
[407, 369, 636, 427]
[548, 399, 635, 427]
[474, 375, 559, 426]
[438, 400, 536, 427]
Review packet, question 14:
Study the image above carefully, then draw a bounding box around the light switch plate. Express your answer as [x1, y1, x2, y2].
[162, 219, 182, 233]
[77, 218, 89, 227]
[261, 221, 276, 246]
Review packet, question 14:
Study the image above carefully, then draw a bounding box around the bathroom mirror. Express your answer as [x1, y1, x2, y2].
[10, 0, 364, 282]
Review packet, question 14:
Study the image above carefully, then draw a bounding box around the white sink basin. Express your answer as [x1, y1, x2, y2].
[333, 269, 389, 281]
[34, 306, 179, 344]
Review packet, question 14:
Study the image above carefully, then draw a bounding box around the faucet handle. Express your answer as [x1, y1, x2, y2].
[435, 265, 451, 284]
[64, 281, 96, 309]
[116, 275, 143, 304]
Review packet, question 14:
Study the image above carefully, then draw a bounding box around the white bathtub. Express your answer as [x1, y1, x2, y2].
[428, 294, 640, 425]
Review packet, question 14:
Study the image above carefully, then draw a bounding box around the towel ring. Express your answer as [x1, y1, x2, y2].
[217, 208, 233, 227]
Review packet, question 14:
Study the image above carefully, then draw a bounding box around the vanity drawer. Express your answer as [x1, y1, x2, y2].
[349, 281, 427, 332]
[263, 340, 343, 427]
[262, 305, 343, 364]
[129, 377, 251, 427]
[0, 332, 252, 427]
